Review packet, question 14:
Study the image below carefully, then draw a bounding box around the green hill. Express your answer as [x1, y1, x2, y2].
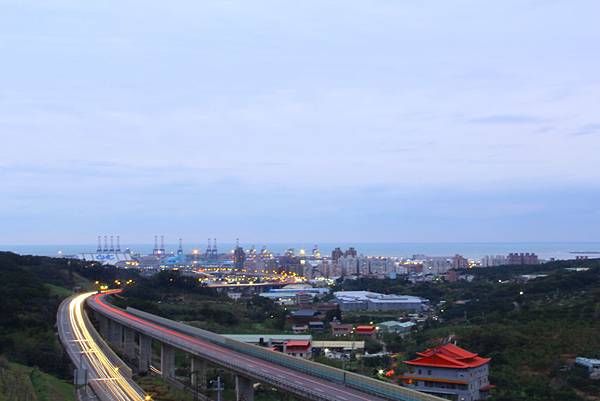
[0, 251, 139, 400]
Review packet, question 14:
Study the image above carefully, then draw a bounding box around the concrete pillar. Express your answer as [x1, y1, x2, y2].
[161, 343, 176, 379]
[123, 327, 136, 360]
[98, 315, 110, 339]
[109, 321, 123, 351]
[138, 334, 152, 373]
[190, 357, 207, 391]
[235, 375, 254, 401]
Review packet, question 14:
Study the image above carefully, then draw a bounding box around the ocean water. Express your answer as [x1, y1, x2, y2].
[2, 242, 600, 260]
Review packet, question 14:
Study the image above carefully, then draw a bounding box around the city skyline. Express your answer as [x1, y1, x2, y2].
[1, 0, 600, 244]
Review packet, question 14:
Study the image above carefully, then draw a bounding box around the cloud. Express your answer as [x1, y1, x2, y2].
[572, 123, 600, 136]
[468, 114, 546, 124]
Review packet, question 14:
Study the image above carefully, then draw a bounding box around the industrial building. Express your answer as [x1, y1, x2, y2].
[334, 291, 429, 312]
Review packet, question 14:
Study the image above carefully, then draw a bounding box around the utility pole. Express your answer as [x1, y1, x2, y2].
[210, 376, 223, 401]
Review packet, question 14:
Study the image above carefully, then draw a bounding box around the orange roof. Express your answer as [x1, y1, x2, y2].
[356, 325, 376, 333]
[405, 344, 490, 369]
[286, 340, 311, 348]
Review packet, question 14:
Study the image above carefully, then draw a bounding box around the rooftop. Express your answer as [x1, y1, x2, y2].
[286, 340, 311, 348]
[405, 343, 490, 369]
[378, 321, 416, 328]
[290, 309, 320, 318]
[312, 341, 365, 349]
[356, 325, 376, 333]
[334, 291, 426, 304]
[224, 334, 311, 343]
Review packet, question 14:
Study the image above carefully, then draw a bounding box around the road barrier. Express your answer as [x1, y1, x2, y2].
[126, 307, 444, 401]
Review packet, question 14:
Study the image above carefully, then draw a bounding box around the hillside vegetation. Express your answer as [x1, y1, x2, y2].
[0, 252, 138, 399]
[344, 260, 600, 401]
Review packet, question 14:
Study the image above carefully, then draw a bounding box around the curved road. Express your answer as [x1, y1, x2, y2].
[89, 292, 394, 401]
[57, 292, 148, 401]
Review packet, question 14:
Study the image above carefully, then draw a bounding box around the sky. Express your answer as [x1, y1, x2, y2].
[1, 0, 600, 245]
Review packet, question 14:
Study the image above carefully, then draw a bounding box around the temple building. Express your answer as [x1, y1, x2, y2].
[401, 343, 493, 401]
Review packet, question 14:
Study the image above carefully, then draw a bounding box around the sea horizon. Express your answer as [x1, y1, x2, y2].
[2, 241, 600, 261]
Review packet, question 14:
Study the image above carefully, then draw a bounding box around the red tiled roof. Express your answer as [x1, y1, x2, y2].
[405, 344, 490, 369]
[356, 325, 376, 333]
[286, 340, 311, 347]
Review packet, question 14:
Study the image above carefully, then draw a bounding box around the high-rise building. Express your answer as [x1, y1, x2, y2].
[331, 247, 343, 261]
[480, 255, 507, 267]
[345, 247, 358, 258]
[507, 253, 539, 265]
[312, 244, 321, 259]
[452, 254, 469, 269]
[233, 239, 246, 270]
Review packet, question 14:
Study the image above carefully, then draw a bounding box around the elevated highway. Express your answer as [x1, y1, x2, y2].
[87, 291, 445, 401]
[57, 292, 147, 401]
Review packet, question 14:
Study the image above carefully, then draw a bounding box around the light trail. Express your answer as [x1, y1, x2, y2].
[68, 292, 147, 401]
[92, 293, 382, 401]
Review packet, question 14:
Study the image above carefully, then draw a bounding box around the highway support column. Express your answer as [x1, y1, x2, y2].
[161, 343, 176, 379]
[235, 375, 254, 401]
[190, 357, 207, 391]
[138, 334, 152, 374]
[123, 327, 136, 360]
[109, 320, 123, 351]
[98, 314, 110, 339]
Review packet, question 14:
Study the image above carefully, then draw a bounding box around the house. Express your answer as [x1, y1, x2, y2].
[355, 325, 377, 338]
[292, 324, 309, 334]
[377, 320, 416, 335]
[308, 321, 324, 332]
[289, 309, 321, 324]
[401, 343, 493, 401]
[284, 340, 312, 359]
[330, 322, 353, 336]
[575, 357, 600, 379]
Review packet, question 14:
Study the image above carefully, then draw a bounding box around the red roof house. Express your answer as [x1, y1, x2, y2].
[284, 340, 312, 359]
[355, 325, 377, 337]
[405, 343, 490, 369]
[402, 344, 493, 400]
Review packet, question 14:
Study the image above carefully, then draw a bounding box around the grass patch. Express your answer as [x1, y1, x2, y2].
[0, 359, 75, 401]
[44, 284, 72, 299]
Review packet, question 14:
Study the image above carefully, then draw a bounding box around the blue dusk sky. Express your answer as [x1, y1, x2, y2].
[1, 0, 599, 245]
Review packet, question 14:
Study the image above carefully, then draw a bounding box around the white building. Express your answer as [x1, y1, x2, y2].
[480, 255, 508, 267]
[334, 291, 428, 312]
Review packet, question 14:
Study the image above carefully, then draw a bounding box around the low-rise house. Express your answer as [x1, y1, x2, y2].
[330, 321, 353, 336]
[355, 325, 377, 338]
[289, 309, 321, 324]
[401, 343, 493, 401]
[575, 357, 600, 379]
[283, 340, 312, 359]
[377, 320, 416, 335]
[308, 321, 324, 331]
[292, 324, 309, 334]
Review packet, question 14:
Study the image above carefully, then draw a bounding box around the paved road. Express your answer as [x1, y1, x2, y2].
[57, 293, 148, 401]
[88, 292, 392, 401]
